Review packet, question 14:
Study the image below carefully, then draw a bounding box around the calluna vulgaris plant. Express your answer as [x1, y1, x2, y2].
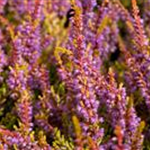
[0, 0, 150, 149]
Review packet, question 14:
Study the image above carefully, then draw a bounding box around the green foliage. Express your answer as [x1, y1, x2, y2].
[0, 83, 15, 126]
[0, 85, 7, 117]
[52, 128, 74, 150]
[49, 64, 59, 85]
[54, 47, 73, 66]
[120, 0, 144, 14]
[0, 112, 18, 130]
[72, 115, 81, 138]
[98, 16, 112, 35]
[144, 140, 150, 150]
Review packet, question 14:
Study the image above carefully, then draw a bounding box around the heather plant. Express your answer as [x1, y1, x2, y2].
[0, 0, 150, 150]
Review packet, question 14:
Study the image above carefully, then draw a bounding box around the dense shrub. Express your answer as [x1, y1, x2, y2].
[0, 0, 150, 149]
